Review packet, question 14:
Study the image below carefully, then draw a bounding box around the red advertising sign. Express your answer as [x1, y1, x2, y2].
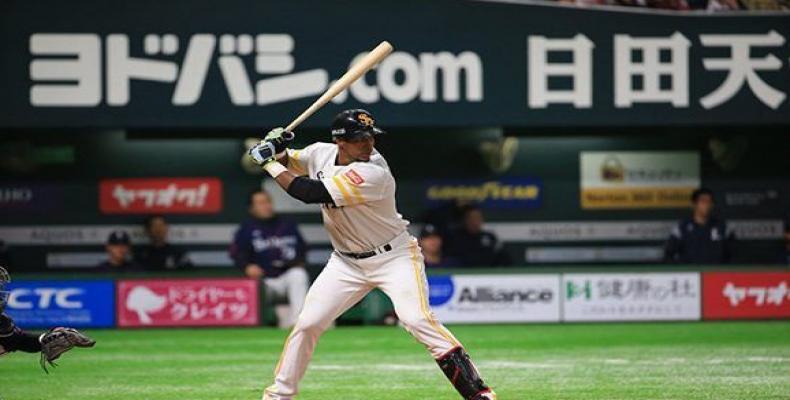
[117, 279, 259, 327]
[703, 272, 790, 320]
[99, 178, 222, 214]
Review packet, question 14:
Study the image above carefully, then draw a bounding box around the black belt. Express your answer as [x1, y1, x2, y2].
[340, 244, 393, 259]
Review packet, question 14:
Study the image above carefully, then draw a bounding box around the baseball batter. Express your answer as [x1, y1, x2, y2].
[248, 109, 496, 400]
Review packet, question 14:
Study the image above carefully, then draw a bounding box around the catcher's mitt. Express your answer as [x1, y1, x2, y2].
[39, 327, 96, 372]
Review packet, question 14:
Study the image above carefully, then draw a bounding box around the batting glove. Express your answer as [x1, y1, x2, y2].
[264, 127, 295, 155]
[248, 140, 278, 166]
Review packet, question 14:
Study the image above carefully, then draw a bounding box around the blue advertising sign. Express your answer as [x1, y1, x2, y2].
[5, 280, 115, 328]
[427, 275, 455, 307]
[424, 178, 542, 209]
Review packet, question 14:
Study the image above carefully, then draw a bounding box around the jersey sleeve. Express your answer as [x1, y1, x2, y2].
[285, 144, 318, 176]
[321, 163, 391, 207]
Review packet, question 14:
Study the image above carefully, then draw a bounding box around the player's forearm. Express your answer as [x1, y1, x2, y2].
[266, 167, 332, 204]
[276, 153, 288, 166]
[272, 169, 298, 191]
[286, 176, 334, 204]
[263, 155, 333, 203]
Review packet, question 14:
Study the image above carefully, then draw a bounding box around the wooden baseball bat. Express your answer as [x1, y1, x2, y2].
[284, 41, 393, 133]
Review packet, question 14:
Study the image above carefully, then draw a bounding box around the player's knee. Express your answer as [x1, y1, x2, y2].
[397, 312, 429, 331]
[293, 316, 326, 336]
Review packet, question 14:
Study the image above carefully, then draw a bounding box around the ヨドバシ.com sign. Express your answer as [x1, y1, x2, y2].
[3, 1, 789, 129]
[562, 273, 701, 321]
[99, 178, 222, 214]
[117, 279, 259, 327]
[703, 272, 789, 320]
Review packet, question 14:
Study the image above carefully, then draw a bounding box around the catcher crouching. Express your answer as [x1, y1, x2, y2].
[0, 266, 96, 372]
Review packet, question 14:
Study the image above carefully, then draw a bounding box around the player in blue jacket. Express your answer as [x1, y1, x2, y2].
[230, 190, 309, 328]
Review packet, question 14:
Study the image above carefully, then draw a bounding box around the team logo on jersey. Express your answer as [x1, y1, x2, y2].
[344, 169, 365, 185]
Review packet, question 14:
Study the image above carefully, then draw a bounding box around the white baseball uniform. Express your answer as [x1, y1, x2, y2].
[263, 143, 462, 400]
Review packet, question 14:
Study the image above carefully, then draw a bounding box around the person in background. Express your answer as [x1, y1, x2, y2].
[447, 204, 512, 267]
[419, 224, 459, 268]
[136, 215, 192, 271]
[664, 188, 736, 264]
[230, 190, 308, 329]
[705, 0, 743, 10]
[97, 230, 142, 272]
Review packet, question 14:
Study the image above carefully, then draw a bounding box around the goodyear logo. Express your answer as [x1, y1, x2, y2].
[424, 178, 542, 209]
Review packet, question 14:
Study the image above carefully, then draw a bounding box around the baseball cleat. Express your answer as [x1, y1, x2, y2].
[473, 389, 497, 400]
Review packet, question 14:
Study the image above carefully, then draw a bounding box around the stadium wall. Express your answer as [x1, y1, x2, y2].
[6, 269, 788, 328]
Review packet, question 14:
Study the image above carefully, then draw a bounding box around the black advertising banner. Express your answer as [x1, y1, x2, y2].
[1, 0, 788, 128]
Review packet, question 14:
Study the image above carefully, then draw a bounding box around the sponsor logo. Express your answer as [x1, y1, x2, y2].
[600, 156, 625, 182]
[425, 178, 541, 209]
[703, 272, 790, 320]
[29, 33, 483, 107]
[344, 170, 365, 185]
[4, 280, 115, 328]
[723, 282, 787, 307]
[0, 184, 64, 214]
[117, 279, 258, 327]
[429, 275, 560, 323]
[99, 177, 222, 214]
[428, 276, 455, 306]
[724, 189, 780, 208]
[0, 187, 33, 205]
[580, 152, 700, 209]
[8, 287, 84, 309]
[563, 273, 701, 321]
[458, 287, 552, 303]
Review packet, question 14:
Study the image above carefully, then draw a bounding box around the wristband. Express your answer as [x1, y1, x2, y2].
[263, 161, 288, 178]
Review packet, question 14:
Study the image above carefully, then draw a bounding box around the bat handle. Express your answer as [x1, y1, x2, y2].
[282, 131, 295, 140]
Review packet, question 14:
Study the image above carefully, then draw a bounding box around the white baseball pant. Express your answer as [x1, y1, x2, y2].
[263, 267, 309, 329]
[263, 232, 462, 400]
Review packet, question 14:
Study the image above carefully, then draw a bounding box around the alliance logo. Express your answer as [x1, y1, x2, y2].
[458, 287, 553, 303]
[428, 276, 554, 305]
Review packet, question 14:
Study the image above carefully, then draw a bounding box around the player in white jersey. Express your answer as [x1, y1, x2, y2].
[248, 109, 496, 400]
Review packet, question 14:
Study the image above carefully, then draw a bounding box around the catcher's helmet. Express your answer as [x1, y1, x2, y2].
[0, 266, 10, 310]
[331, 109, 385, 140]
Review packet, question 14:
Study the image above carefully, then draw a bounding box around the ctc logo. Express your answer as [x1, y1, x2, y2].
[8, 288, 84, 309]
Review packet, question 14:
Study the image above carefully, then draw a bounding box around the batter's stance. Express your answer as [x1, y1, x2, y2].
[248, 109, 496, 400]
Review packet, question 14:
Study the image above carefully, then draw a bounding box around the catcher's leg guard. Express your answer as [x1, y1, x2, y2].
[436, 347, 494, 400]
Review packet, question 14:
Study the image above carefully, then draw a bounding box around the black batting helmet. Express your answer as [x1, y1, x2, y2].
[331, 109, 385, 140]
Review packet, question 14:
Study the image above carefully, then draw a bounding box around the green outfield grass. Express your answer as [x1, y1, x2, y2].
[1, 322, 788, 400]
